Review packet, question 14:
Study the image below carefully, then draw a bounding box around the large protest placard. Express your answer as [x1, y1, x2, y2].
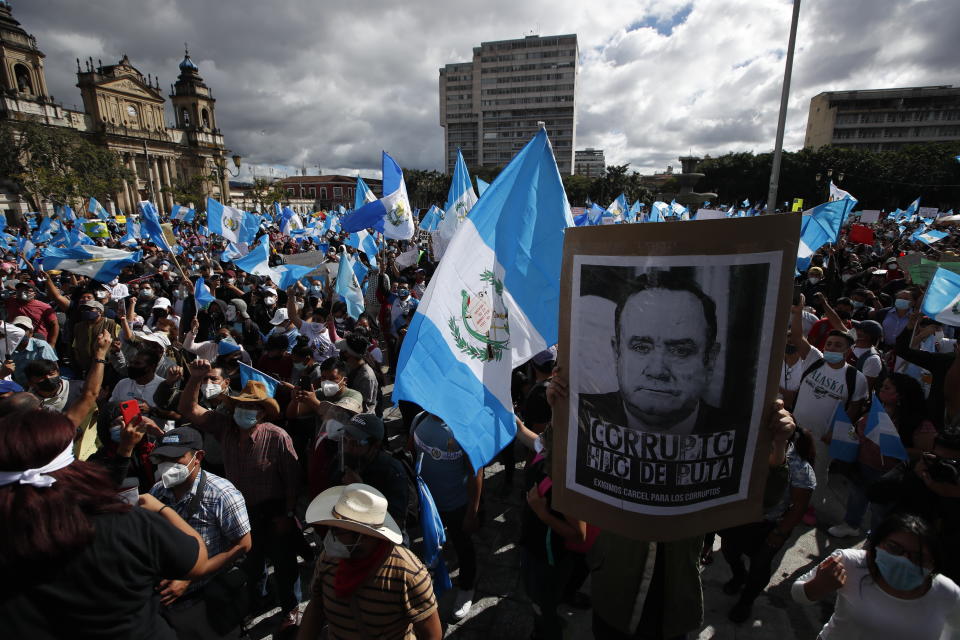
[857, 210, 881, 224]
[551, 214, 800, 540]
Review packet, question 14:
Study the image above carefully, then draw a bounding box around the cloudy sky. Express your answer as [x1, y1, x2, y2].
[13, 0, 958, 179]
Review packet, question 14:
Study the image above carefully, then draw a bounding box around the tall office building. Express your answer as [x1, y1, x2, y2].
[574, 148, 605, 177]
[439, 34, 578, 175]
[804, 85, 960, 151]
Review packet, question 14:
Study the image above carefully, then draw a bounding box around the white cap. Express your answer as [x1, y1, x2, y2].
[152, 297, 172, 310]
[269, 308, 289, 325]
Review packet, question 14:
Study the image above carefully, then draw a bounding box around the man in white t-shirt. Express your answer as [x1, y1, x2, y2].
[848, 319, 884, 392]
[109, 348, 165, 412]
[286, 287, 340, 362]
[789, 296, 868, 521]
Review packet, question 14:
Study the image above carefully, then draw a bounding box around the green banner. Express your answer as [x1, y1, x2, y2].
[908, 258, 960, 285]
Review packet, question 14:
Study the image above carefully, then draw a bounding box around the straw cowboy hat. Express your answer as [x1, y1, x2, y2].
[219, 380, 280, 421]
[305, 483, 403, 544]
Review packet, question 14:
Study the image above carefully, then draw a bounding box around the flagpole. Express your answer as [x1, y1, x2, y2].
[765, 0, 801, 215]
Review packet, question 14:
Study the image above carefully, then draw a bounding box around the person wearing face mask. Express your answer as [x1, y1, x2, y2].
[223, 298, 262, 360]
[336, 334, 379, 414]
[847, 319, 885, 392]
[184, 317, 250, 365]
[298, 483, 442, 640]
[800, 266, 827, 302]
[896, 312, 957, 429]
[286, 285, 339, 362]
[884, 255, 906, 282]
[134, 282, 160, 320]
[109, 349, 165, 418]
[794, 513, 960, 639]
[875, 289, 916, 350]
[71, 300, 118, 376]
[389, 280, 418, 337]
[789, 294, 868, 525]
[266, 308, 301, 351]
[148, 427, 253, 638]
[251, 287, 281, 334]
[177, 363, 302, 629]
[5, 281, 58, 346]
[4, 315, 57, 387]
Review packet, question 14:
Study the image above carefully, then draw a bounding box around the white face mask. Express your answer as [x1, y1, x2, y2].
[156, 453, 196, 489]
[264, 296, 277, 306]
[807, 277, 820, 285]
[233, 407, 259, 429]
[322, 529, 361, 559]
[201, 383, 223, 400]
[321, 380, 340, 397]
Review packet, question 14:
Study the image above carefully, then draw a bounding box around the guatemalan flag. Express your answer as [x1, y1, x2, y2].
[419, 205, 443, 232]
[434, 149, 478, 260]
[340, 152, 414, 239]
[649, 201, 668, 222]
[206, 197, 245, 244]
[239, 363, 280, 398]
[42, 245, 142, 283]
[606, 193, 627, 221]
[88, 198, 111, 220]
[394, 128, 573, 471]
[355, 176, 377, 211]
[476, 177, 490, 198]
[921, 268, 960, 327]
[796, 198, 857, 271]
[279, 206, 304, 235]
[864, 393, 908, 461]
[345, 229, 379, 268]
[138, 201, 171, 251]
[335, 251, 365, 320]
[194, 277, 215, 310]
[171, 204, 195, 223]
[828, 404, 859, 462]
[915, 229, 948, 245]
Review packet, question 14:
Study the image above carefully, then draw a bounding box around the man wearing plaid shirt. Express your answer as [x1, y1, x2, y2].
[150, 426, 252, 639]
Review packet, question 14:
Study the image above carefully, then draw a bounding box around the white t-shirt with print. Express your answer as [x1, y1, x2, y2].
[850, 346, 883, 378]
[781, 346, 823, 393]
[792, 358, 868, 438]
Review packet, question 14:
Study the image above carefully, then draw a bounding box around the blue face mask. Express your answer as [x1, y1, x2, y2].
[110, 425, 122, 443]
[823, 351, 846, 364]
[894, 299, 911, 311]
[875, 547, 929, 591]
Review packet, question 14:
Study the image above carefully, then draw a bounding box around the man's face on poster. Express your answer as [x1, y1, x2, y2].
[613, 288, 718, 429]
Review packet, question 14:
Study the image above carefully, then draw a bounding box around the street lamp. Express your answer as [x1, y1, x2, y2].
[210, 154, 242, 203]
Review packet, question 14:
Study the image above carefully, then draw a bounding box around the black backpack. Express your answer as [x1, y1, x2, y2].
[796, 358, 859, 412]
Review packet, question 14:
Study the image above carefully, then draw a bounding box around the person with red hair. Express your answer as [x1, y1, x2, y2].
[0, 409, 213, 639]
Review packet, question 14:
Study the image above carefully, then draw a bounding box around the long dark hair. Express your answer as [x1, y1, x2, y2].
[793, 427, 816, 466]
[0, 410, 130, 572]
[887, 373, 928, 447]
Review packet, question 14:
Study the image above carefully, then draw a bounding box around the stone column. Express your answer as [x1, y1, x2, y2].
[150, 157, 164, 213]
[161, 158, 174, 210]
[127, 155, 140, 207]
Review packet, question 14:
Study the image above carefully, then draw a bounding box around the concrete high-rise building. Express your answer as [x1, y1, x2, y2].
[574, 148, 604, 177]
[804, 85, 960, 151]
[439, 34, 577, 175]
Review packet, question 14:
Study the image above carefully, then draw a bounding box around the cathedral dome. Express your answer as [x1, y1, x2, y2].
[178, 51, 198, 72]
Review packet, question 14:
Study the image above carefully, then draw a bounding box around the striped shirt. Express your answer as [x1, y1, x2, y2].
[311, 544, 437, 639]
[199, 412, 300, 509]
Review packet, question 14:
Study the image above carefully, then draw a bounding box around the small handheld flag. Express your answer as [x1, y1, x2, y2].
[238, 362, 280, 398]
[864, 393, 908, 461]
[828, 404, 859, 462]
[921, 268, 960, 327]
[194, 277, 215, 310]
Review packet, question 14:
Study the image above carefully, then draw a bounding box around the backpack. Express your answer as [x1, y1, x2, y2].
[796, 358, 859, 412]
[850, 346, 888, 381]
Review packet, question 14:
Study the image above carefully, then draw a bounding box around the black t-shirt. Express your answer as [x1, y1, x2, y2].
[0, 507, 199, 639]
[523, 380, 552, 426]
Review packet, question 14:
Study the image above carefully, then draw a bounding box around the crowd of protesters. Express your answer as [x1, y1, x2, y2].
[0, 203, 959, 640]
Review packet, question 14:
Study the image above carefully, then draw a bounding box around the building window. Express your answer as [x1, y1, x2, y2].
[333, 186, 343, 197]
[320, 187, 328, 199]
[309, 187, 316, 197]
[287, 187, 295, 195]
[181, 107, 191, 127]
[13, 64, 32, 94]
[201, 108, 210, 129]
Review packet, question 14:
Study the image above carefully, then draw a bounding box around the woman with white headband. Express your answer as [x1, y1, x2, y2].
[0, 409, 213, 639]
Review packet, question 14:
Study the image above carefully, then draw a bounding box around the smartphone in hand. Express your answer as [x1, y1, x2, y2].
[119, 399, 141, 424]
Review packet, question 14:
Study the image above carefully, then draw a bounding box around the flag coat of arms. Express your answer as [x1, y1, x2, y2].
[341, 152, 414, 240]
[394, 129, 573, 470]
[207, 197, 245, 244]
[921, 268, 960, 327]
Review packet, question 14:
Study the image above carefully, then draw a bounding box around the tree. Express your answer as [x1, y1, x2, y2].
[246, 177, 288, 212]
[163, 175, 208, 212]
[562, 174, 593, 206]
[0, 118, 132, 213]
[403, 169, 449, 210]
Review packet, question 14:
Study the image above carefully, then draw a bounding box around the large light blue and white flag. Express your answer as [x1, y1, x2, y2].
[394, 129, 573, 471]
[55, 204, 77, 223]
[42, 245, 141, 282]
[669, 199, 688, 219]
[419, 205, 443, 232]
[921, 268, 960, 327]
[233, 238, 277, 280]
[345, 230, 379, 268]
[864, 393, 908, 461]
[240, 211, 261, 245]
[649, 201, 668, 222]
[434, 149, 478, 259]
[341, 152, 414, 239]
[829, 181, 856, 203]
[355, 176, 377, 211]
[206, 197, 245, 243]
[606, 193, 627, 220]
[628, 200, 642, 219]
[914, 229, 948, 245]
[194, 277, 215, 310]
[319, 213, 340, 235]
[902, 197, 920, 222]
[335, 251, 364, 320]
[279, 206, 304, 235]
[221, 242, 246, 262]
[275, 264, 315, 291]
[239, 362, 280, 398]
[797, 198, 857, 270]
[121, 217, 142, 246]
[138, 201, 171, 251]
[88, 198, 111, 220]
[171, 204, 195, 223]
[476, 177, 490, 198]
[828, 404, 859, 462]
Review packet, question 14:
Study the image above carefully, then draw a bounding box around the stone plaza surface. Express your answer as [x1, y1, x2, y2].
[248, 422, 859, 639]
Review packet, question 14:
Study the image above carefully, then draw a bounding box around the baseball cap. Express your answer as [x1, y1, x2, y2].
[80, 300, 105, 312]
[269, 308, 289, 325]
[152, 297, 172, 310]
[343, 413, 384, 443]
[531, 346, 558, 367]
[151, 427, 203, 459]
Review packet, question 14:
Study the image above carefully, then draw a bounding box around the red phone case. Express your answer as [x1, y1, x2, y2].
[120, 400, 140, 423]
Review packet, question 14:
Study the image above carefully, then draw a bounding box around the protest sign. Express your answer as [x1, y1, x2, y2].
[552, 214, 800, 541]
[848, 224, 874, 245]
[694, 208, 725, 220]
[791, 198, 804, 212]
[857, 210, 880, 224]
[919, 207, 939, 219]
[898, 253, 923, 269]
[282, 250, 326, 268]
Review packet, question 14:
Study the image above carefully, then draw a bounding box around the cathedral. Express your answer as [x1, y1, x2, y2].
[0, 1, 233, 215]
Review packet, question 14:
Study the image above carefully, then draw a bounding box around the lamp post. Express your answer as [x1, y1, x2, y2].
[814, 168, 845, 201]
[210, 153, 242, 204]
